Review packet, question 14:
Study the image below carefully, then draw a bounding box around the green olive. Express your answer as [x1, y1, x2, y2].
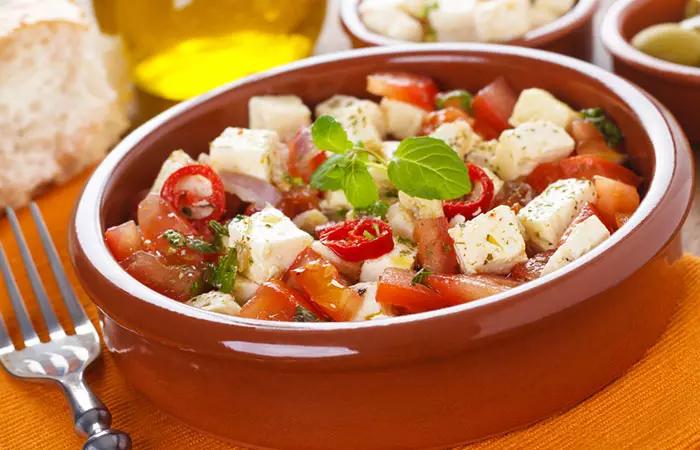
[631, 23, 700, 66]
[685, 0, 700, 19]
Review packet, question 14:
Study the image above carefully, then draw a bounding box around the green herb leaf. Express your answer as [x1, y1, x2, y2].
[205, 246, 238, 294]
[580, 108, 623, 148]
[310, 153, 347, 191]
[435, 89, 473, 112]
[363, 230, 375, 240]
[353, 200, 389, 220]
[397, 236, 417, 248]
[162, 229, 219, 254]
[411, 268, 433, 287]
[343, 158, 379, 209]
[209, 220, 230, 250]
[311, 115, 353, 154]
[283, 172, 305, 186]
[388, 136, 471, 200]
[293, 305, 320, 322]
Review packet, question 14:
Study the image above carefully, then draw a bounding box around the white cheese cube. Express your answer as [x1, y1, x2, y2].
[209, 127, 279, 182]
[150, 150, 195, 193]
[530, 5, 559, 28]
[292, 209, 329, 235]
[248, 95, 311, 141]
[398, 191, 444, 219]
[387, 202, 416, 240]
[320, 190, 353, 215]
[428, 0, 477, 42]
[541, 215, 611, 276]
[316, 96, 386, 137]
[315, 95, 358, 118]
[311, 241, 362, 281]
[494, 121, 575, 181]
[360, 0, 424, 42]
[228, 206, 313, 283]
[381, 140, 401, 160]
[333, 102, 385, 149]
[187, 291, 241, 316]
[399, 0, 430, 18]
[466, 139, 499, 171]
[448, 214, 467, 228]
[473, 0, 531, 42]
[509, 88, 579, 129]
[448, 205, 527, 275]
[351, 282, 391, 321]
[233, 276, 260, 306]
[534, 0, 576, 16]
[430, 120, 476, 159]
[360, 239, 418, 282]
[517, 179, 597, 250]
[481, 166, 505, 198]
[381, 98, 426, 140]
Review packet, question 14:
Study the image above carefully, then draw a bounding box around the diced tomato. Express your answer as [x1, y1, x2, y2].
[560, 156, 641, 187]
[493, 181, 536, 213]
[105, 221, 144, 262]
[277, 186, 321, 219]
[593, 176, 640, 229]
[526, 161, 566, 194]
[290, 258, 363, 321]
[376, 268, 452, 313]
[238, 280, 325, 322]
[471, 77, 517, 140]
[413, 217, 459, 274]
[571, 119, 604, 142]
[286, 128, 328, 184]
[510, 251, 555, 281]
[576, 140, 627, 164]
[424, 273, 520, 306]
[283, 248, 325, 291]
[121, 251, 202, 302]
[366, 72, 438, 111]
[419, 107, 471, 135]
[615, 212, 632, 229]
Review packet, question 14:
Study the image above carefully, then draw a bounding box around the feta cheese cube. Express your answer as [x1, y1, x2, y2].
[248, 95, 311, 140]
[534, 0, 576, 16]
[351, 282, 391, 321]
[151, 150, 195, 193]
[316, 96, 386, 136]
[187, 291, 241, 316]
[448, 205, 527, 274]
[494, 121, 575, 181]
[541, 215, 610, 276]
[509, 88, 579, 129]
[428, 0, 478, 42]
[311, 241, 362, 281]
[315, 95, 358, 118]
[398, 191, 444, 219]
[387, 202, 416, 240]
[228, 206, 313, 283]
[381, 140, 401, 160]
[466, 139, 499, 171]
[209, 127, 280, 182]
[292, 209, 329, 235]
[360, 0, 424, 42]
[360, 239, 418, 282]
[430, 120, 476, 159]
[473, 0, 531, 42]
[530, 4, 559, 28]
[517, 179, 597, 250]
[448, 214, 467, 228]
[333, 102, 385, 149]
[233, 276, 260, 305]
[381, 98, 427, 140]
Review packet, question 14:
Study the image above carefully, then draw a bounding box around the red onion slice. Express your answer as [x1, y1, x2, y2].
[217, 170, 282, 208]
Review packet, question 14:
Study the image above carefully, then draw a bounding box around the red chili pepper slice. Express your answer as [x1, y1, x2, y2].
[161, 164, 227, 228]
[443, 163, 495, 220]
[317, 218, 394, 262]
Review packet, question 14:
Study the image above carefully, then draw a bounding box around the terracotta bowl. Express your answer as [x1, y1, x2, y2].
[340, 0, 599, 60]
[602, 0, 700, 143]
[69, 45, 693, 450]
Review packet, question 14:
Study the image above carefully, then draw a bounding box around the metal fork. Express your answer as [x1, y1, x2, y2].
[0, 204, 131, 450]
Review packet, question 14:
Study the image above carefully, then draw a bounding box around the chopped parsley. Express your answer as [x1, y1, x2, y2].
[579, 108, 623, 148]
[162, 229, 218, 254]
[411, 268, 433, 287]
[293, 305, 320, 322]
[204, 246, 238, 294]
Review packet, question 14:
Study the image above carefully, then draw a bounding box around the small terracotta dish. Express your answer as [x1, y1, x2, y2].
[602, 0, 700, 143]
[69, 45, 693, 450]
[340, 0, 599, 61]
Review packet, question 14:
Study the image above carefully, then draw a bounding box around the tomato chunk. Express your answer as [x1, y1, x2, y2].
[425, 273, 520, 305]
[420, 107, 471, 135]
[239, 280, 324, 322]
[290, 258, 362, 321]
[121, 251, 201, 302]
[527, 156, 641, 194]
[277, 186, 321, 219]
[105, 221, 143, 262]
[593, 176, 640, 229]
[413, 217, 458, 274]
[471, 77, 517, 140]
[376, 268, 452, 313]
[510, 251, 555, 281]
[366, 72, 438, 111]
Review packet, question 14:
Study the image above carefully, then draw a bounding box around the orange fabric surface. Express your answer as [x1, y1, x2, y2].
[0, 170, 698, 450]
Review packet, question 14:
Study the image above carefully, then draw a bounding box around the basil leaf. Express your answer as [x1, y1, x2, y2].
[388, 136, 471, 200]
[311, 115, 353, 154]
[310, 154, 347, 191]
[343, 159, 378, 209]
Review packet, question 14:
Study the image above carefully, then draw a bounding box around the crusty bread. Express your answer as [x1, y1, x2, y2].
[0, 0, 130, 209]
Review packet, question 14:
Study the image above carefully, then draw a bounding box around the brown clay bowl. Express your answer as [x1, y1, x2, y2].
[602, 0, 700, 143]
[69, 45, 693, 450]
[340, 0, 599, 60]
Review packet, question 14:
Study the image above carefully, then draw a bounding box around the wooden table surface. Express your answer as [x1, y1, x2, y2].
[316, 0, 699, 254]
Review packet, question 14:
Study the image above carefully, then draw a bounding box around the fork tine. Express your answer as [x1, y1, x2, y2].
[29, 203, 90, 330]
[0, 242, 40, 347]
[0, 310, 14, 356]
[5, 207, 65, 340]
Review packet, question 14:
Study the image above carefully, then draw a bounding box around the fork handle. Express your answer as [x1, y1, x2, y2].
[60, 374, 132, 450]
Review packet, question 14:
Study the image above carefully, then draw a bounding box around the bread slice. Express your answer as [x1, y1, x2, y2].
[0, 0, 130, 209]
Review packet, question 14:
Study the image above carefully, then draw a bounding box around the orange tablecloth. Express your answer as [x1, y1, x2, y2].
[0, 170, 698, 449]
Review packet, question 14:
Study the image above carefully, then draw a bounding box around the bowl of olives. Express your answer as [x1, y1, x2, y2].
[602, 0, 700, 142]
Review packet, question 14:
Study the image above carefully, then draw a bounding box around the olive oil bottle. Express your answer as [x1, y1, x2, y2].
[94, 0, 327, 102]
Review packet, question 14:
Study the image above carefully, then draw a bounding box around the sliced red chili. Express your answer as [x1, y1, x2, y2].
[317, 218, 394, 262]
[161, 164, 227, 228]
[443, 163, 495, 220]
